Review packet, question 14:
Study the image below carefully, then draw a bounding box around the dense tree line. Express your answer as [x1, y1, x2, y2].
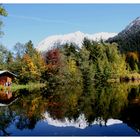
[43, 38, 127, 85]
[0, 38, 128, 84]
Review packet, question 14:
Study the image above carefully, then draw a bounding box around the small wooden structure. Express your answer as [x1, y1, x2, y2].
[0, 70, 17, 86]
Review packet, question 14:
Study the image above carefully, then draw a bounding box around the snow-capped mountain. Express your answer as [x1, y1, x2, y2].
[125, 17, 140, 31]
[117, 17, 140, 38]
[108, 16, 140, 52]
[36, 31, 117, 52]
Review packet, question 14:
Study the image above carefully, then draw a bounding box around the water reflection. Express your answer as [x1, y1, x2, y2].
[43, 112, 122, 129]
[44, 83, 128, 126]
[0, 90, 17, 135]
[121, 86, 140, 134]
[0, 90, 14, 106]
[0, 83, 140, 135]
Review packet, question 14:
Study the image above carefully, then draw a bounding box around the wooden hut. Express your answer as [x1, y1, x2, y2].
[0, 70, 17, 86]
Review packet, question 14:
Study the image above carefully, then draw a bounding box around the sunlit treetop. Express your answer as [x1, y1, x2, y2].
[0, 4, 8, 17]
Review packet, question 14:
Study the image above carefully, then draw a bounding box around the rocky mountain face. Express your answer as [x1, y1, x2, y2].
[36, 31, 117, 52]
[108, 17, 140, 53]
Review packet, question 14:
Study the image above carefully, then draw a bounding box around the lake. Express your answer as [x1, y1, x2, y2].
[0, 82, 140, 136]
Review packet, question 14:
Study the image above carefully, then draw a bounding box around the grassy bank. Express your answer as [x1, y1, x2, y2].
[11, 83, 46, 91]
[0, 83, 46, 92]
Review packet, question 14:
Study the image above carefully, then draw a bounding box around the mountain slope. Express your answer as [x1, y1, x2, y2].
[108, 17, 140, 53]
[36, 31, 117, 52]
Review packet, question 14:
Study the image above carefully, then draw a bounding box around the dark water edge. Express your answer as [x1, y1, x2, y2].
[0, 82, 140, 136]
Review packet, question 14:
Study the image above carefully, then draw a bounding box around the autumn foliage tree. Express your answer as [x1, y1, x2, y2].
[126, 52, 140, 71]
[45, 48, 61, 74]
[20, 54, 39, 83]
[42, 48, 61, 85]
[12, 40, 46, 84]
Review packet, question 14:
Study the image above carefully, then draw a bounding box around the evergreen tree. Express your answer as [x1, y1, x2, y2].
[25, 40, 36, 57]
[0, 5, 8, 37]
[0, 45, 9, 69]
[14, 42, 25, 59]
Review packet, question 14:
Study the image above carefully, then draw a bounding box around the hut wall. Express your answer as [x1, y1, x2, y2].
[0, 76, 7, 85]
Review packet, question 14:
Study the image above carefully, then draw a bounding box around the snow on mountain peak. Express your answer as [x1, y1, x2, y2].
[125, 16, 140, 31]
[36, 31, 117, 52]
[134, 16, 140, 22]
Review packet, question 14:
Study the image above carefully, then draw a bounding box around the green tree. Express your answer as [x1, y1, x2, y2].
[25, 40, 36, 57]
[0, 5, 8, 37]
[80, 39, 127, 82]
[0, 45, 9, 69]
[126, 52, 139, 71]
[17, 40, 46, 83]
[83, 38, 100, 63]
[5, 51, 14, 71]
[14, 42, 25, 59]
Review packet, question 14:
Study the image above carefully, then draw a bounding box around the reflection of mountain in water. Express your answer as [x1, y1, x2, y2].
[42, 83, 140, 135]
[44, 113, 88, 129]
[43, 112, 122, 129]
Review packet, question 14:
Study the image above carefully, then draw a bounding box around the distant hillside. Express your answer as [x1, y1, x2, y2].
[108, 17, 140, 53]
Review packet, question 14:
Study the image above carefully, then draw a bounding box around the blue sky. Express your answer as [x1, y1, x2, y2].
[1, 4, 140, 50]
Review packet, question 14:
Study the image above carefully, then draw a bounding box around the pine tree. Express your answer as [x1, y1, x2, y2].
[0, 5, 8, 37]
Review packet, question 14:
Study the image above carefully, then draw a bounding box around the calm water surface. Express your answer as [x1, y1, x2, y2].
[0, 83, 140, 136]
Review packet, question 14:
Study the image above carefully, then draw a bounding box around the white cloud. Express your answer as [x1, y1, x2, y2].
[9, 14, 87, 27]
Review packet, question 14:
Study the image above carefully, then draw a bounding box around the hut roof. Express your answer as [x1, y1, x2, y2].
[0, 70, 17, 77]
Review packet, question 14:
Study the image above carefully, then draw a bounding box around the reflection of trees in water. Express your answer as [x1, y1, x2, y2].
[45, 82, 140, 133]
[45, 82, 129, 125]
[1, 83, 140, 135]
[0, 89, 19, 136]
[0, 88, 47, 135]
[11, 89, 46, 130]
[120, 86, 140, 134]
[15, 115, 38, 130]
[0, 107, 14, 136]
[44, 83, 83, 120]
